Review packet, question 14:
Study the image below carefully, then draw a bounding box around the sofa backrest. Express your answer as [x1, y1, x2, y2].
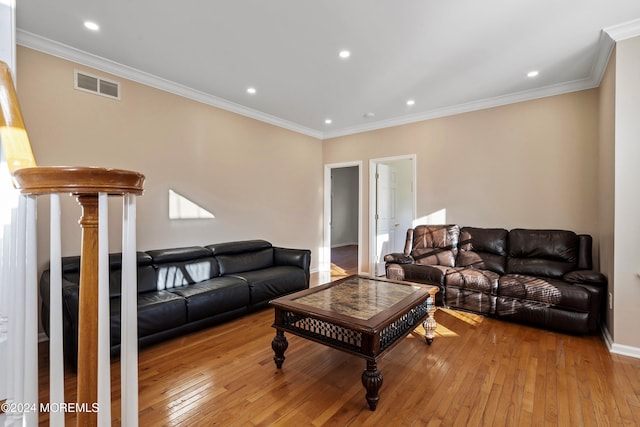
[506, 229, 579, 278]
[206, 240, 274, 275]
[146, 246, 218, 290]
[409, 225, 460, 267]
[60, 252, 156, 297]
[456, 227, 508, 274]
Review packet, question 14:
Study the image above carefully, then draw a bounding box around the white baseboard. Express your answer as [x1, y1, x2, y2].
[601, 324, 640, 359]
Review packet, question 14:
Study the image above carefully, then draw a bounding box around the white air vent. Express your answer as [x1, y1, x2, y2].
[74, 70, 120, 100]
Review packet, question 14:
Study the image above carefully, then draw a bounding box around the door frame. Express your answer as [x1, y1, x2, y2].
[369, 154, 417, 276]
[323, 161, 363, 276]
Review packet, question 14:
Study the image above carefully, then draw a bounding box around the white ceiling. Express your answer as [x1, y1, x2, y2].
[15, 1, 640, 139]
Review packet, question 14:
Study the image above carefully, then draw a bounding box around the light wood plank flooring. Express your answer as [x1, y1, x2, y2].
[331, 245, 359, 278]
[36, 269, 640, 426]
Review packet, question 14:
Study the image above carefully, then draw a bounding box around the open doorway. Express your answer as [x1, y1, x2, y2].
[323, 162, 362, 279]
[370, 155, 416, 276]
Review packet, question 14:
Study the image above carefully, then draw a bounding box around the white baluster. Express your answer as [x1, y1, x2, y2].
[3, 207, 17, 425]
[97, 193, 111, 426]
[49, 194, 64, 427]
[24, 195, 38, 426]
[8, 196, 26, 424]
[0, 222, 12, 425]
[121, 194, 138, 427]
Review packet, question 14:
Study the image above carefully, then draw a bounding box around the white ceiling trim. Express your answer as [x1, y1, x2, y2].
[16, 26, 629, 141]
[323, 77, 600, 139]
[604, 17, 640, 41]
[16, 30, 324, 139]
[325, 31, 619, 139]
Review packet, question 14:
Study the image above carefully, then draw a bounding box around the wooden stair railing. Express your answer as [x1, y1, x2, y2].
[1, 61, 144, 426]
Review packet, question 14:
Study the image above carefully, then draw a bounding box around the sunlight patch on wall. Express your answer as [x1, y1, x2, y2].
[168, 189, 214, 220]
[414, 208, 447, 226]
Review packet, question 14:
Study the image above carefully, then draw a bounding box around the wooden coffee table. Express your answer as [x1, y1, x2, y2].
[270, 275, 438, 411]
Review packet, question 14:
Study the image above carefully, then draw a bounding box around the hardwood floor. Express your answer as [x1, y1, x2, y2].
[330, 245, 358, 278]
[36, 268, 640, 426]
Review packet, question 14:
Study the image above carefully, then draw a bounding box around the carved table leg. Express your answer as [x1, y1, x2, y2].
[423, 296, 437, 345]
[361, 360, 383, 411]
[272, 329, 288, 368]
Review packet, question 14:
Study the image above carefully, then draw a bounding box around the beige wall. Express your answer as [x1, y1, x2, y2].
[324, 90, 600, 274]
[15, 42, 638, 351]
[16, 46, 324, 271]
[612, 36, 640, 349]
[598, 47, 616, 336]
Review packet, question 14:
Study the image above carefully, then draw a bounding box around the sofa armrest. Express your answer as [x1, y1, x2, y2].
[384, 253, 414, 264]
[274, 247, 311, 271]
[563, 270, 607, 286]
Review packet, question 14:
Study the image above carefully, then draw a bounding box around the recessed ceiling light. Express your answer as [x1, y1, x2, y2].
[363, 112, 375, 118]
[247, 87, 256, 95]
[325, 119, 332, 125]
[527, 70, 539, 78]
[84, 21, 100, 31]
[339, 50, 351, 59]
[406, 99, 415, 106]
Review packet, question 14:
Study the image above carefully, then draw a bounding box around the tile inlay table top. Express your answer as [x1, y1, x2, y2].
[270, 275, 439, 411]
[292, 276, 421, 320]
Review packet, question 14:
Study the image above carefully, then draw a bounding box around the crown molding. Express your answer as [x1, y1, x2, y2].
[588, 30, 615, 88]
[322, 77, 598, 139]
[324, 30, 620, 140]
[17, 25, 627, 142]
[604, 17, 640, 41]
[16, 30, 323, 140]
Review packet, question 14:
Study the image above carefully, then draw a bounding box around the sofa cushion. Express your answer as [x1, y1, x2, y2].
[169, 277, 249, 322]
[456, 227, 508, 274]
[206, 240, 272, 255]
[506, 229, 579, 278]
[410, 224, 460, 267]
[386, 263, 450, 286]
[146, 246, 212, 263]
[498, 274, 590, 312]
[216, 248, 274, 275]
[60, 252, 156, 296]
[495, 297, 590, 334]
[446, 287, 494, 315]
[563, 270, 607, 285]
[232, 266, 307, 306]
[155, 257, 219, 290]
[111, 290, 187, 343]
[445, 267, 499, 294]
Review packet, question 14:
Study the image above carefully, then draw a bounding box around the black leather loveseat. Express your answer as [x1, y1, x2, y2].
[384, 225, 606, 334]
[40, 239, 311, 367]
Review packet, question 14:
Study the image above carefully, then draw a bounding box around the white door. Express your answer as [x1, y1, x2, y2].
[372, 157, 414, 277]
[375, 163, 397, 276]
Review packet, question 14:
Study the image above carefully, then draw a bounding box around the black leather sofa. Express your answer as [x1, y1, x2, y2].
[40, 239, 311, 367]
[384, 225, 606, 334]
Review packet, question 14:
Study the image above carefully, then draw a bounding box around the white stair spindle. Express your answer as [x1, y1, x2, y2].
[4, 207, 18, 423]
[97, 193, 111, 426]
[10, 196, 26, 423]
[24, 195, 38, 426]
[121, 194, 138, 427]
[49, 194, 65, 427]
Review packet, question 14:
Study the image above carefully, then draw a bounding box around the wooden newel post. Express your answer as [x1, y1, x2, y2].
[76, 194, 100, 426]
